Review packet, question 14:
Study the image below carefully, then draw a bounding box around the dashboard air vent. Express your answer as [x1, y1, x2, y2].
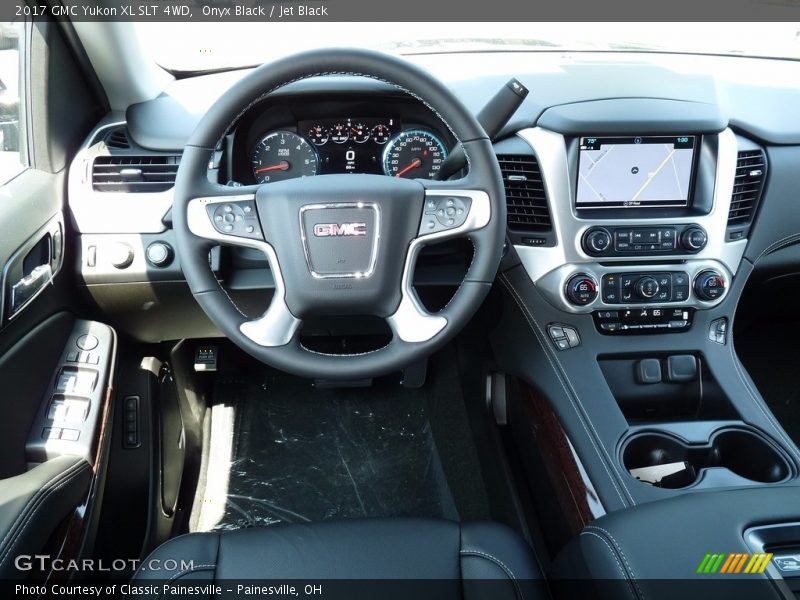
[497, 154, 551, 231]
[728, 150, 766, 227]
[92, 156, 180, 193]
[104, 127, 131, 150]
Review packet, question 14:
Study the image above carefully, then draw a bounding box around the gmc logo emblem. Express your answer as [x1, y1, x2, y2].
[313, 222, 367, 237]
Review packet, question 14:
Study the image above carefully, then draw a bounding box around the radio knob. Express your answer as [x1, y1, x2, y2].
[565, 274, 598, 306]
[634, 276, 660, 299]
[694, 269, 726, 301]
[681, 227, 708, 252]
[582, 228, 613, 255]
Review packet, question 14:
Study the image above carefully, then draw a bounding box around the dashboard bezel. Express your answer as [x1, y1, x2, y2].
[513, 126, 748, 314]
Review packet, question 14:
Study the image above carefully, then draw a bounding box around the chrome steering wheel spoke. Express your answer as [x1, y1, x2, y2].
[187, 192, 302, 348]
[386, 185, 491, 343]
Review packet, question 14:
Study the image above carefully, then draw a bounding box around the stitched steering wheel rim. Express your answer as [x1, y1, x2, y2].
[172, 48, 506, 380]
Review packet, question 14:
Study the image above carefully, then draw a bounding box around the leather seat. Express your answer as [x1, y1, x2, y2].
[0, 455, 92, 578]
[134, 518, 547, 599]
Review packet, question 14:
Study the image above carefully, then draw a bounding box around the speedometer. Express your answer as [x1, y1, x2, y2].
[251, 131, 318, 184]
[383, 129, 448, 179]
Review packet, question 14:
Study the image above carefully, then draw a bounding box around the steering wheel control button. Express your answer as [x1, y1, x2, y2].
[208, 200, 263, 240]
[565, 274, 598, 306]
[420, 195, 472, 235]
[207, 200, 263, 240]
[145, 242, 173, 267]
[694, 270, 726, 301]
[76, 334, 99, 351]
[548, 323, 580, 350]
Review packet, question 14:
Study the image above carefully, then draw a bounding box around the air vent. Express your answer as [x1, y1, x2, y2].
[104, 127, 130, 150]
[497, 154, 552, 231]
[728, 150, 766, 227]
[92, 156, 180, 193]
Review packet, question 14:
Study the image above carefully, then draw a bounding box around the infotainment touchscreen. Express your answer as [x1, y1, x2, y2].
[577, 135, 696, 208]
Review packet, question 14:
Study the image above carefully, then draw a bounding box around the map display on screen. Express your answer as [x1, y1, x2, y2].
[577, 136, 696, 208]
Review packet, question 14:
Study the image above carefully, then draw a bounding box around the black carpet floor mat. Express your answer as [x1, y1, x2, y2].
[190, 364, 479, 531]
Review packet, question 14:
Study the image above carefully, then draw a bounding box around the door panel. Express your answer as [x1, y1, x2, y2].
[0, 311, 74, 478]
[0, 169, 73, 353]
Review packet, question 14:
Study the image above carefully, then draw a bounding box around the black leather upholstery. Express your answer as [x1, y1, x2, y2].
[552, 486, 800, 600]
[0, 455, 92, 577]
[134, 519, 547, 599]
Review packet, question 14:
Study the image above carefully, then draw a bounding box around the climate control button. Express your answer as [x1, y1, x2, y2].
[634, 276, 660, 299]
[694, 270, 726, 301]
[565, 274, 598, 306]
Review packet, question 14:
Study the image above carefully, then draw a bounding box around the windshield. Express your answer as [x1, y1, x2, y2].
[135, 22, 800, 72]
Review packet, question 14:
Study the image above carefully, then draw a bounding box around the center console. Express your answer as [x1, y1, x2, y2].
[491, 109, 797, 528]
[513, 127, 742, 326]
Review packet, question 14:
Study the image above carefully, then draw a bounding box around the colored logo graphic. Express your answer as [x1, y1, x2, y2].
[697, 552, 773, 574]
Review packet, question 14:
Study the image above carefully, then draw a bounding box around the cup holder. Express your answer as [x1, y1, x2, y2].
[712, 430, 790, 484]
[623, 429, 791, 489]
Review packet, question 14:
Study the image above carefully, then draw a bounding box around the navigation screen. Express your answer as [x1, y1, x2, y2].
[577, 136, 696, 208]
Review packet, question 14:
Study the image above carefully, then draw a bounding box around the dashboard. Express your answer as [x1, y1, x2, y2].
[59, 46, 800, 523]
[66, 51, 800, 345]
[228, 96, 454, 185]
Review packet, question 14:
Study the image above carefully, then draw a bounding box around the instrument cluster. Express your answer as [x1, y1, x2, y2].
[249, 117, 449, 183]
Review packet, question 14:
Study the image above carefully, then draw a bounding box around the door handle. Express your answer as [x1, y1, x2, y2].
[1, 213, 64, 323]
[9, 263, 53, 317]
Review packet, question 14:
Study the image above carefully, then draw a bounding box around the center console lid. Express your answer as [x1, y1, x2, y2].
[552, 486, 800, 599]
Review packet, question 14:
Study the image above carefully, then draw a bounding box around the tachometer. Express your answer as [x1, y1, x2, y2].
[383, 129, 448, 179]
[251, 131, 318, 184]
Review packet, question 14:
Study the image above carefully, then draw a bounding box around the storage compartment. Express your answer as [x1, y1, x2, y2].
[623, 428, 791, 489]
[600, 354, 739, 423]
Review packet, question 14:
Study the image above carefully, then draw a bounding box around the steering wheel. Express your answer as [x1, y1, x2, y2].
[173, 49, 506, 380]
